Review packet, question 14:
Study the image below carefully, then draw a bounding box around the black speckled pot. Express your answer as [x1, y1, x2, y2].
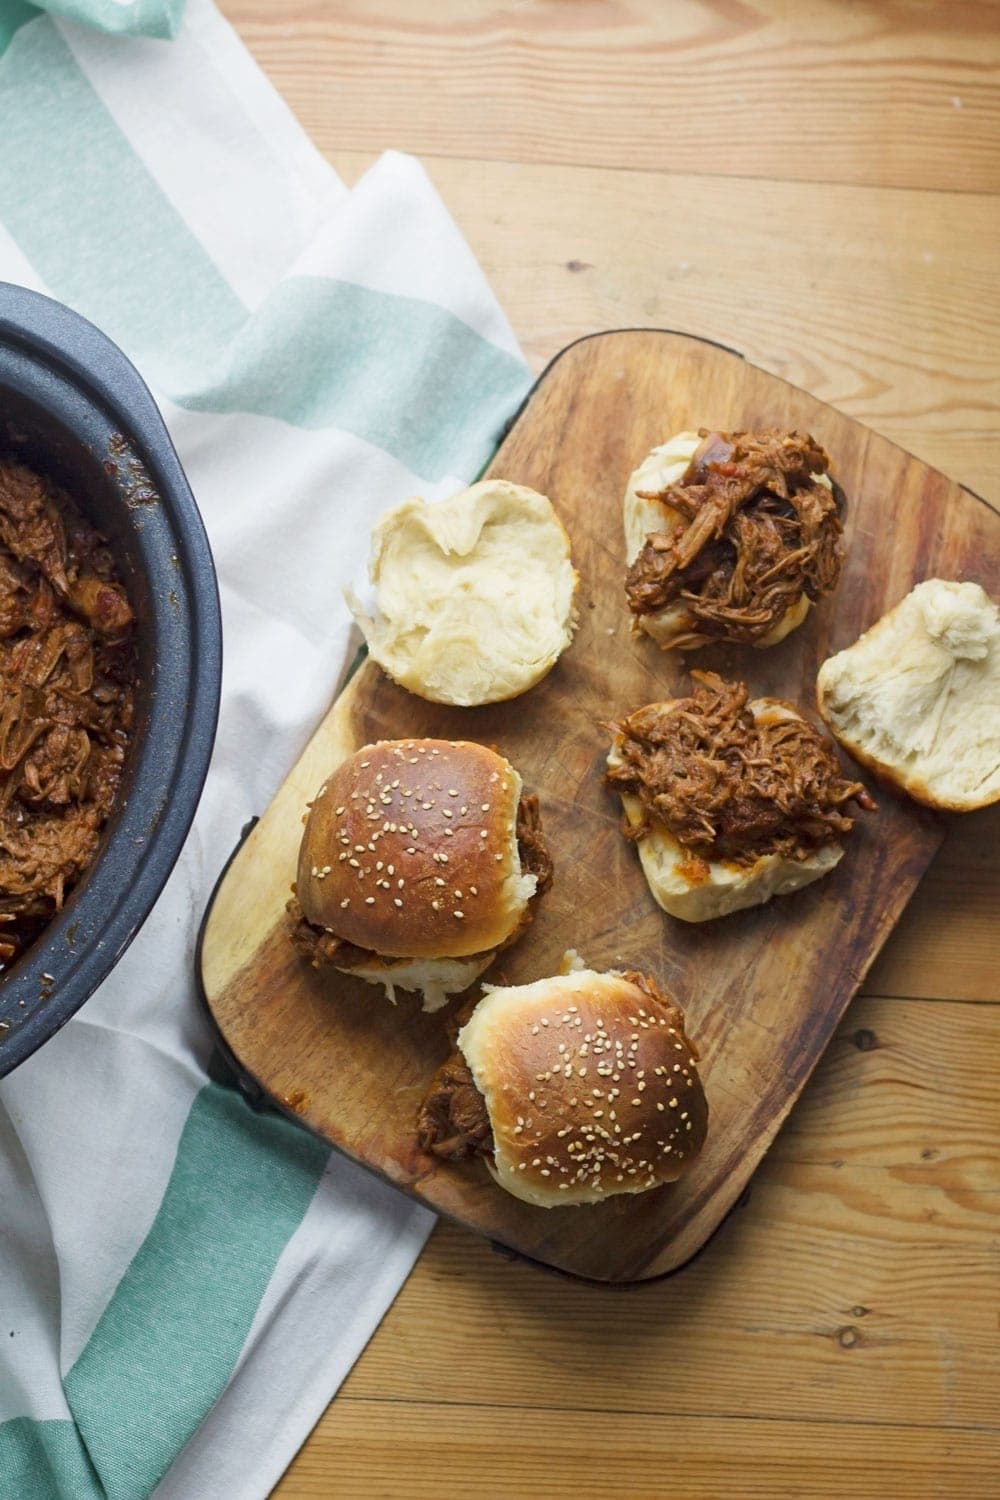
[0, 282, 222, 1076]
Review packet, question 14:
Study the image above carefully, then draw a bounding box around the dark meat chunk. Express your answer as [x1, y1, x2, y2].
[0, 458, 135, 969]
[606, 671, 874, 865]
[416, 1044, 493, 1161]
[286, 894, 383, 970]
[516, 792, 553, 895]
[625, 429, 844, 645]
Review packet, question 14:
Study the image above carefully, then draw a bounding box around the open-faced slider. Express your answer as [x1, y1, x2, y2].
[623, 428, 844, 650]
[605, 671, 874, 921]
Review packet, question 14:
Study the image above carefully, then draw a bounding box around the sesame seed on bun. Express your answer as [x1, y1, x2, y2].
[292, 738, 549, 1010]
[454, 968, 707, 1206]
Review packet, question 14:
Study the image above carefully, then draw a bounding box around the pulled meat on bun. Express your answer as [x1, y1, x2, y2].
[289, 738, 552, 1010]
[623, 428, 844, 650]
[417, 968, 708, 1206]
[606, 672, 874, 922]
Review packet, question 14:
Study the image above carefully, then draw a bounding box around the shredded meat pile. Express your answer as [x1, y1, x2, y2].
[625, 429, 844, 645]
[290, 793, 553, 967]
[416, 1033, 492, 1162]
[606, 672, 874, 865]
[0, 458, 135, 968]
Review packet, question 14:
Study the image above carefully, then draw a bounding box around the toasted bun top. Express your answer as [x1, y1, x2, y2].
[458, 970, 708, 1206]
[348, 479, 578, 706]
[296, 739, 536, 959]
[817, 578, 1000, 811]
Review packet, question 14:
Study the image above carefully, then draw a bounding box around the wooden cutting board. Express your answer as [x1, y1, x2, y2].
[198, 330, 999, 1282]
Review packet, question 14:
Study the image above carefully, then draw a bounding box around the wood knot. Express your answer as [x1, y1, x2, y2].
[837, 1325, 861, 1349]
[851, 1028, 879, 1051]
[565, 259, 593, 273]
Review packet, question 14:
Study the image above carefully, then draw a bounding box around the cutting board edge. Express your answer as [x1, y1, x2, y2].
[196, 327, 994, 1285]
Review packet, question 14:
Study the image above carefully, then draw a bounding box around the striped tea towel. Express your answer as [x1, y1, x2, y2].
[0, 3, 533, 1497]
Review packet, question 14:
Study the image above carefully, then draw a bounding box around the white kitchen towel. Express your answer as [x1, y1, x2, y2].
[0, 3, 533, 1497]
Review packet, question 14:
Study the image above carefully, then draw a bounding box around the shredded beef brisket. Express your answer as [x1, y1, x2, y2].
[416, 1041, 493, 1161]
[607, 672, 874, 865]
[625, 429, 844, 645]
[0, 458, 135, 968]
[515, 792, 553, 896]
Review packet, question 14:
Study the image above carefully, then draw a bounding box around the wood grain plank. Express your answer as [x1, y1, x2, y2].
[220, 0, 1000, 195]
[864, 804, 1000, 1002]
[329, 150, 1000, 504]
[329, 996, 1000, 1431]
[274, 1401, 1000, 1499]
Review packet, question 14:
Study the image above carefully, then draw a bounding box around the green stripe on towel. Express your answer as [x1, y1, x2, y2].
[30, 0, 185, 38]
[63, 1083, 329, 1500]
[0, 20, 530, 478]
[0, 2, 39, 55]
[0, 1084, 329, 1500]
[179, 274, 532, 482]
[0, 1418, 103, 1500]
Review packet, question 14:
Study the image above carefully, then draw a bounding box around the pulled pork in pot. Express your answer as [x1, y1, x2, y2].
[606, 672, 874, 865]
[626, 429, 844, 645]
[0, 458, 136, 969]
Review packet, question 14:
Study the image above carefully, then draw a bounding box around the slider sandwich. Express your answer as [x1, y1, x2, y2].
[289, 738, 552, 1010]
[623, 428, 844, 649]
[417, 968, 708, 1206]
[606, 672, 875, 922]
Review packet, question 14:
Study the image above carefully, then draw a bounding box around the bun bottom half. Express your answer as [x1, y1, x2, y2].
[616, 785, 842, 922]
[333, 950, 495, 1012]
[623, 430, 823, 652]
[607, 699, 845, 922]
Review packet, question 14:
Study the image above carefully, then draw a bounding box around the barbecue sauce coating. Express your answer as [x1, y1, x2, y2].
[606, 672, 874, 865]
[0, 458, 136, 969]
[626, 428, 844, 645]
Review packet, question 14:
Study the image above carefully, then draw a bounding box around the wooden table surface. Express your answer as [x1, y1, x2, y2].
[218, 4, 1000, 1495]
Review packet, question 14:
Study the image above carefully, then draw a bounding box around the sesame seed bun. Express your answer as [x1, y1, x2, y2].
[457, 969, 708, 1207]
[297, 739, 538, 965]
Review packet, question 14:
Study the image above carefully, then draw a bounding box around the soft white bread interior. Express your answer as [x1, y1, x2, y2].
[348, 479, 578, 706]
[816, 578, 1000, 811]
[608, 701, 844, 922]
[336, 952, 494, 1014]
[457, 969, 708, 1206]
[622, 430, 822, 650]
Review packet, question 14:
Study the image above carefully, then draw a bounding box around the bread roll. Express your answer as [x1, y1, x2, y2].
[419, 968, 708, 1207]
[292, 739, 550, 1009]
[348, 479, 578, 706]
[623, 430, 834, 650]
[817, 578, 1000, 811]
[605, 673, 871, 923]
[608, 703, 843, 922]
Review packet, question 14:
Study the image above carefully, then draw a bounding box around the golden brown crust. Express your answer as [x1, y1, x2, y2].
[296, 739, 530, 959]
[458, 970, 708, 1206]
